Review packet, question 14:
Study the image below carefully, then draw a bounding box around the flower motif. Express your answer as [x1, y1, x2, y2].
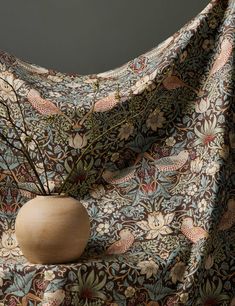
[124, 286, 136, 298]
[170, 261, 186, 284]
[89, 184, 105, 199]
[202, 39, 214, 51]
[0, 72, 25, 101]
[198, 199, 208, 213]
[187, 184, 197, 196]
[129, 55, 147, 73]
[97, 223, 110, 235]
[137, 211, 174, 239]
[146, 108, 166, 131]
[198, 279, 230, 305]
[131, 71, 157, 95]
[205, 161, 220, 176]
[68, 133, 87, 149]
[165, 136, 176, 147]
[20, 133, 36, 151]
[0, 230, 21, 257]
[44, 270, 55, 281]
[69, 270, 107, 301]
[195, 98, 210, 113]
[194, 115, 224, 146]
[190, 157, 203, 173]
[103, 203, 115, 214]
[137, 259, 159, 279]
[118, 123, 134, 141]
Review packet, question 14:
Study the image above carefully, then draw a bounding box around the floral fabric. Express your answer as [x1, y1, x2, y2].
[0, 0, 235, 305]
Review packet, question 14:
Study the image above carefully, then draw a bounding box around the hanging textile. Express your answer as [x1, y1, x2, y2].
[0, 0, 235, 304]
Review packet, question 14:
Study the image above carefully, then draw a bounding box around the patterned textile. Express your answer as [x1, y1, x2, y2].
[0, 0, 235, 305]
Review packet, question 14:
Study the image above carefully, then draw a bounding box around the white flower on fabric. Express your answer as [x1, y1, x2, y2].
[187, 185, 197, 196]
[165, 136, 176, 147]
[190, 157, 203, 173]
[44, 270, 55, 281]
[97, 223, 110, 235]
[103, 203, 115, 214]
[194, 115, 223, 146]
[131, 71, 157, 95]
[0, 230, 21, 257]
[20, 133, 36, 151]
[137, 212, 174, 239]
[68, 133, 87, 149]
[195, 98, 210, 113]
[0, 72, 25, 101]
[205, 161, 220, 176]
[137, 259, 159, 279]
[198, 199, 208, 213]
[124, 286, 136, 298]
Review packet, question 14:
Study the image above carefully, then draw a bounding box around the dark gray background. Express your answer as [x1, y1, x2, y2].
[0, 0, 209, 75]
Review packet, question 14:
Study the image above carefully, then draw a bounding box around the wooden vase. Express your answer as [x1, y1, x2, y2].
[15, 194, 90, 264]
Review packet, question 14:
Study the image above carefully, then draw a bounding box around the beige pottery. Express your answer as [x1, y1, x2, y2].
[15, 194, 90, 264]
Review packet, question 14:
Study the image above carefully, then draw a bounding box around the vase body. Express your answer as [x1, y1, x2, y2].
[15, 195, 90, 264]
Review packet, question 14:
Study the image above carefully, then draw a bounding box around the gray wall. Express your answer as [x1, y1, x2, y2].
[0, 0, 209, 75]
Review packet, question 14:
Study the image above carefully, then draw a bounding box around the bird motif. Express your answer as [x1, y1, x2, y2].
[27, 88, 63, 116]
[102, 166, 136, 185]
[27, 89, 72, 124]
[106, 229, 135, 255]
[209, 38, 233, 77]
[42, 289, 65, 306]
[181, 217, 209, 243]
[93, 92, 128, 112]
[153, 150, 189, 172]
[218, 199, 235, 231]
[162, 75, 197, 93]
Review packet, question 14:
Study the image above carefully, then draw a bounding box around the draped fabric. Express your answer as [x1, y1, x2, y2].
[0, 0, 235, 305]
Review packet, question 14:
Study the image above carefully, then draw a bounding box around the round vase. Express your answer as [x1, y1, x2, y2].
[15, 194, 90, 264]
